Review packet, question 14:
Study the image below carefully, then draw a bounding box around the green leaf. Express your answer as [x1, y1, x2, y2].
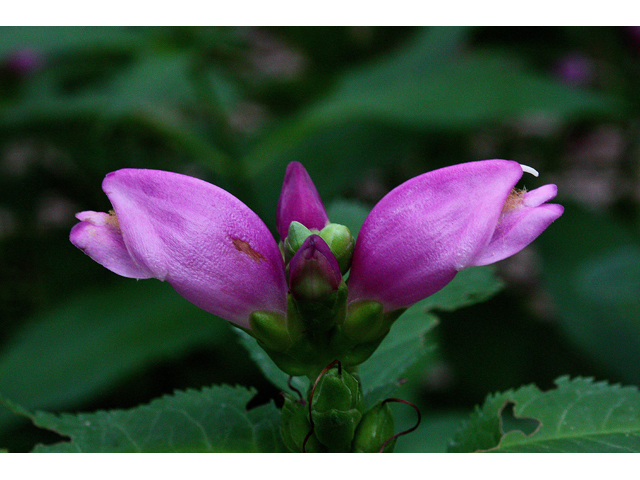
[537, 203, 640, 384]
[3, 54, 196, 124]
[422, 266, 504, 313]
[0, 281, 232, 431]
[0, 26, 143, 57]
[449, 376, 640, 452]
[1, 385, 284, 452]
[326, 199, 371, 238]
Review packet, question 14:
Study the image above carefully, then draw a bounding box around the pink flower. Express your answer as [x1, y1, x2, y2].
[70, 170, 287, 329]
[71, 160, 563, 332]
[345, 161, 562, 312]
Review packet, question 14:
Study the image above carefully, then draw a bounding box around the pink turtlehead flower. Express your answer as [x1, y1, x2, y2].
[70, 170, 287, 329]
[346, 161, 562, 311]
[70, 160, 563, 329]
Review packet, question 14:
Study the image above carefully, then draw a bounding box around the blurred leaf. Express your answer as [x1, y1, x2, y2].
[326, 199, 371, 238]
[245, 122, 416, 224]
[1, 385, 284, 452]
[449, 376, 640, 452]
[3, 54, 196, 123]
[537, 203, 640, 384]
[0, 26, 144, 57]
[246, 27, 617, 179]
[0, 280, 232, 430]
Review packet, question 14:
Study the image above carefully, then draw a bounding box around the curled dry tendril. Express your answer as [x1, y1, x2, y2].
[378, 398, 422, 453]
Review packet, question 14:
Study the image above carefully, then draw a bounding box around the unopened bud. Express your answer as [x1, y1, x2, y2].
[341, 300, 385, 343]
[289, 235, 342, 302]
[352, 401, 396, 453]
[319, 223, 354, 274]
[311, 365, 364, 452]
[281, 395, 326, 453]
[248, 310, 290, 352]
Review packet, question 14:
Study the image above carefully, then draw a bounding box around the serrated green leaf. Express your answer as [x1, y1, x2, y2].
[449, 376, 640, 452]
[0, 281, 232, 432]
[2, 385, 284, 452]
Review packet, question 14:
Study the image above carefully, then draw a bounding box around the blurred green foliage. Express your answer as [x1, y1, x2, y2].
[1, 26, 639, 452]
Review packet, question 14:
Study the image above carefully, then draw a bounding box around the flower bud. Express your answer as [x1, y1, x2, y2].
[289, 235, 342, 302]
[341, 300, 385, 343]
[248, 310, 291, 353]
[276, 161, 329, 241]
[280, 394, 326, 453]
[352, 401, 396, 453]
[283, 221, 312, 264]
[319, 223, 354, 274]
[311, 365, 365, 452]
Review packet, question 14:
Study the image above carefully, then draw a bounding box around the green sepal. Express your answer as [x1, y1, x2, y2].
[248, 310, 291, 353]
[352, 401, 396, 453]
[319, 223, 354, 274]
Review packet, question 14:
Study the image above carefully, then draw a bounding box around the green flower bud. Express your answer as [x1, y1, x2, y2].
[352, 401, 396, 453]
[281, 394, 326, 453]
[311, 366, 365, 452]
[319, 223, 354, 274]
[283, 221, 312, 263]
[248, 310, 291, 353]
[341, 300, 385, 343]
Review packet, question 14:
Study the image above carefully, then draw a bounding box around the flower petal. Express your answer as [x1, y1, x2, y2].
[347, 160, 526, 311]
[72, 169, 287, 329]
[470, 185, 564, 266]
[276, 162, 329, 241]
[70, 211, 154, 279]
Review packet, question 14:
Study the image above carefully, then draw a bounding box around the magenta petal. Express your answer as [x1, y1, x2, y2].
[71, 169, 287, 329]
[470, 185, 564, 266]
[71, 211, 154, 279]
[347, 160, 528, 311]
[276, 162, 329, 240]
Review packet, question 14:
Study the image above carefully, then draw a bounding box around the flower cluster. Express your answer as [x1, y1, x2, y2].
[70, 160, 562, 377]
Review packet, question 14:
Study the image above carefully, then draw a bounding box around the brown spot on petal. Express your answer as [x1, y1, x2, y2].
[232, 237, 265, 262]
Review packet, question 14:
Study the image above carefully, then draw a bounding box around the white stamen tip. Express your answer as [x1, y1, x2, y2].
[520, 164, 539, 177]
